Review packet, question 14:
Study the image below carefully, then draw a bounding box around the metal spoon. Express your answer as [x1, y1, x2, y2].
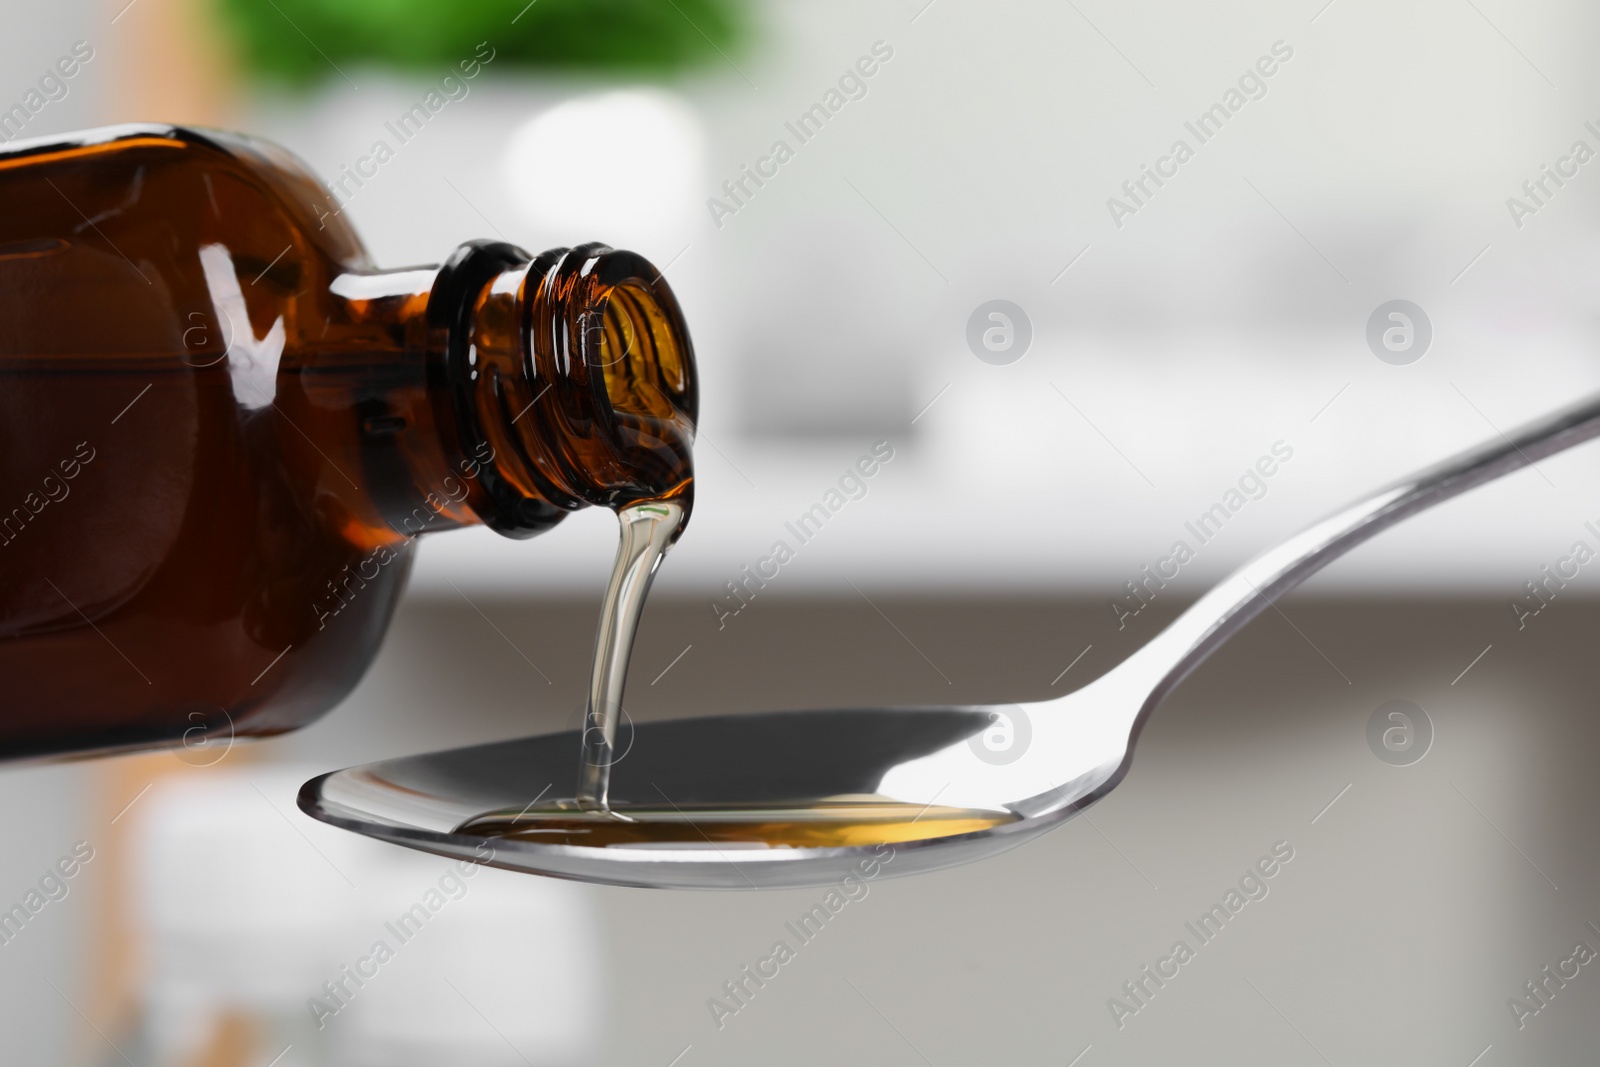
[300, 390, 1600, 889]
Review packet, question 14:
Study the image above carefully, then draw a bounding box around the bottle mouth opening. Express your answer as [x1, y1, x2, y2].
[588, 278, 691, 428]
[579, 269, 696, 502]
[527, 244, 698, 517]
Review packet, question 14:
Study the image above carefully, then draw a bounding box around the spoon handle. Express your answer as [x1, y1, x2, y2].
[1122, 390, 1600, 713]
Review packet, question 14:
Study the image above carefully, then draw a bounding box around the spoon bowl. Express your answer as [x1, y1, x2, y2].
[301, 390, 1600, 888]
[301, 699, 1133, 889]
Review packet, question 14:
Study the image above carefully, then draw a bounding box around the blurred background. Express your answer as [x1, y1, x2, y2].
[7, 0, 1600, 1063]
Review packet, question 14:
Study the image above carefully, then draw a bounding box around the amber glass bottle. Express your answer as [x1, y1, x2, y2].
[0, 124, 696, 762]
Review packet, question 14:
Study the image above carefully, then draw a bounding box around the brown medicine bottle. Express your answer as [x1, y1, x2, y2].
[0, 124, 697, 762]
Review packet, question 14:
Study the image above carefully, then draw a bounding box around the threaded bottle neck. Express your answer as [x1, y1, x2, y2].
[427, 240, 697, 539]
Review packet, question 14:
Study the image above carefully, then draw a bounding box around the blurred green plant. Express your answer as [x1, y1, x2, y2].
[213, 0, 746, 82]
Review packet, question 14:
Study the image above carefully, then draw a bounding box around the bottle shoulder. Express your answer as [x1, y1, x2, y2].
[0, 122, 371, 273]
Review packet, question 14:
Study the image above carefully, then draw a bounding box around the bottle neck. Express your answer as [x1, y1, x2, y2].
[331, 241, 697, 542]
